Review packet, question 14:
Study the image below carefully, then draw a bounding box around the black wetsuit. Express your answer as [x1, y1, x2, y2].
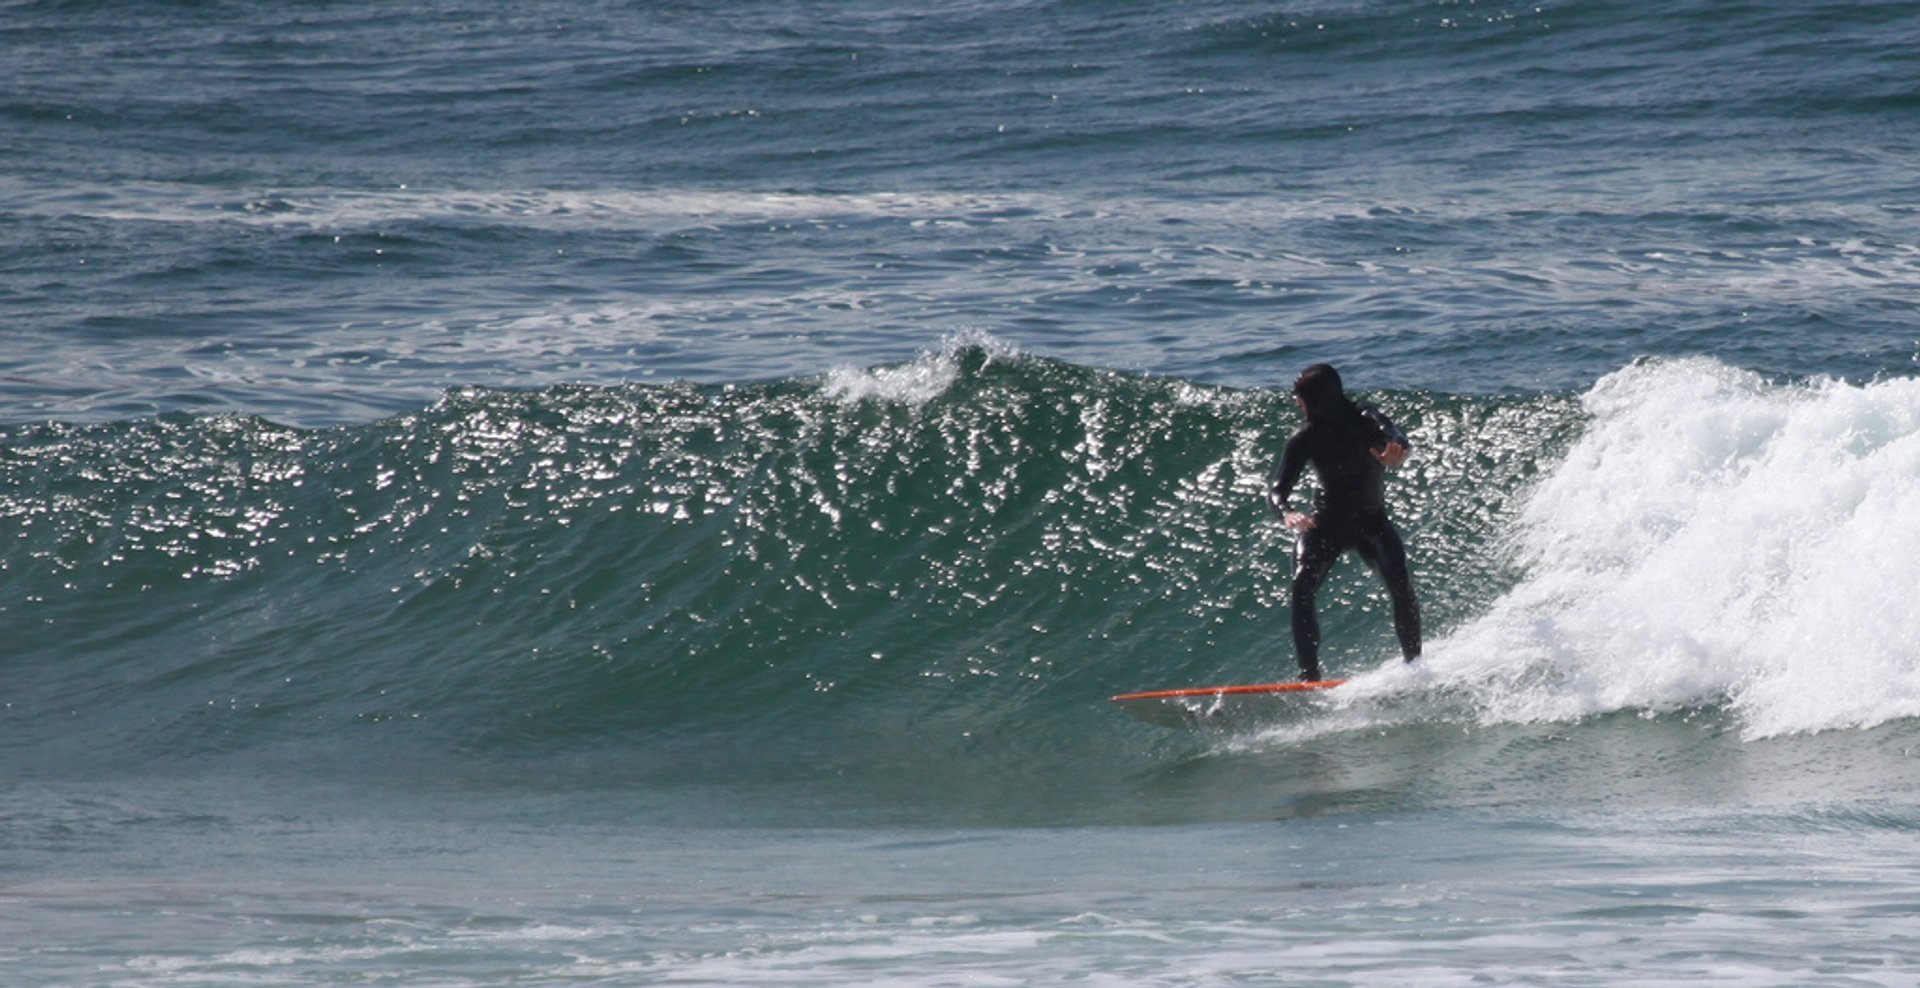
[1267, 404, 1421, 680]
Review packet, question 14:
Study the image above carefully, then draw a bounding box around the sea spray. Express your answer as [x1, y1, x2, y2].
[1427, 359, 1920, 736]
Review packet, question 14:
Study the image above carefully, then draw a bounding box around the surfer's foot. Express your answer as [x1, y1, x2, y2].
[1298, 667, 1323, 682]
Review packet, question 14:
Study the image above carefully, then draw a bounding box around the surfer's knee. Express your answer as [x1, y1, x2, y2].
[1290, 570, 1322, 604]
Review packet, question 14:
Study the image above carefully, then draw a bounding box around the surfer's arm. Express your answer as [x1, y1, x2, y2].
[1267, 432, 1315, 530]
[1362, 405, 1411, 469]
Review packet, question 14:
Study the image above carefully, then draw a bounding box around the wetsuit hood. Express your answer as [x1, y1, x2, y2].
[1293, 363, 1348, 422]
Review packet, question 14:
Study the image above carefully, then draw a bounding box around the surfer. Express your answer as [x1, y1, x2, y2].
[1267, 363, 1421, 681]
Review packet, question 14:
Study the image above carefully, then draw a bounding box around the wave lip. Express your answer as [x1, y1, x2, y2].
[821, 333, 1024, 407]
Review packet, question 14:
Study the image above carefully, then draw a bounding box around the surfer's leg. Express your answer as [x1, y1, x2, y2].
[1290, 528, 1342, 680]
[1355, 522, 1421, 662]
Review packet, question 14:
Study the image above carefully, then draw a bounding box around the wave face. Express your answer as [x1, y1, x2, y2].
[5, 351, 1919, 820]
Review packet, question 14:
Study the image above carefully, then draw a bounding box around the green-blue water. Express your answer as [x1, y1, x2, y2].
[7, 0, 1920, 983]
[7, 348, 1574, 815]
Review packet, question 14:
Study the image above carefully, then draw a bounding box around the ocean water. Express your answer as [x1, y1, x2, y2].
[6, 0, 1920, 984]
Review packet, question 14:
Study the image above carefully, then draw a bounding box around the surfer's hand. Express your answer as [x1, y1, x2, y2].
[1372, 441, 1409, 469]
[1283, 510, 1316, 532]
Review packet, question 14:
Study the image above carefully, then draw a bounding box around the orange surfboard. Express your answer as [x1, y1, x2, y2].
[1110, 679, 1347, 729]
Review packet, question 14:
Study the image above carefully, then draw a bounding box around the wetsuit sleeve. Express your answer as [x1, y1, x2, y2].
[1360, 405, 1410, 450]
[1267, 430, 1310, 517]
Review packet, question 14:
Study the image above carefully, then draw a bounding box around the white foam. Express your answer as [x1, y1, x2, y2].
[1423, 358, 1920, 737]
[821, 333, 1011, 406]
[9, 180, 1070, 232]
[18, 179, 1920, 319]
